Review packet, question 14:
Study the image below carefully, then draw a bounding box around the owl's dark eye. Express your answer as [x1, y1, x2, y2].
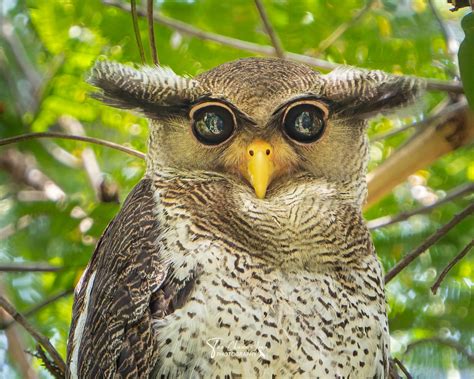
[283, 103, 327, 143]
[191, 105, 235, 145]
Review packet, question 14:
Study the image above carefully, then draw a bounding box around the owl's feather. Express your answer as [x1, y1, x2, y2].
[88, 61, 206, 119]
[322, 66, 425, 119]
[67, 179, 178, 378]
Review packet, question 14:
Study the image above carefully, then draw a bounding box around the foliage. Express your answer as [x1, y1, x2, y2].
[0, 0, 472, 377]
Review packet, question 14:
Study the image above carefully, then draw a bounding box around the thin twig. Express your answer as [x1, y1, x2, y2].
[34, 345, 63, 379]
[0, 288, 74, 330]
[0, 263, 64, 272]
[431, 239, 474, 294]
[385, 203, 474, 284]
[0, 149, 66, 202]
[404, 337, 474, 363]
[366, 100, 473, 207]
[428, 0, 458, 72]
[28, 53, 66, 118]
[393, 358, 412, 379]
[0, 18, 41, 92]
[0, 281, 37, 379]
[315, 0, 376, 56]
[254, 0, 284, 58]
[371, 118, 427, 143]
[58, 116, 120, 202]
[101, 0, 347, 71]
[101, 0, 464, 93]
[147, 0, 159, 65]
[59, 116, 103, 197]
[370, 100, 466, 142]
[40, 139, 82, 168]
[0, 216, 31, 240]
[425, 78, 463, 93]
[18, 288, 73, 321]
[0, 132, 145, 159]
[131, 0, 146, 63]
[0, 52, 30, 116]
[0, 295, 66, 376]
[368, 182, 474, 229]
[0, 313, 37, 378]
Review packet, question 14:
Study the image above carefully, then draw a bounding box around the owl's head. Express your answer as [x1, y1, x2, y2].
[89, 58, 423, 201]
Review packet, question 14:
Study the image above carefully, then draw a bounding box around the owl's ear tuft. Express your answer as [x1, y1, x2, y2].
[322, 67, 425, 119]
[87, 60, 204, 119]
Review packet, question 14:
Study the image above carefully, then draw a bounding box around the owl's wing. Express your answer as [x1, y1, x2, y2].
[66, 179, 184, 378]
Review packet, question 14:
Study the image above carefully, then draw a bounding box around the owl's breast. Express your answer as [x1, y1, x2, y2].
[154, 241, 388, 378]
[152, 174, 387, 378]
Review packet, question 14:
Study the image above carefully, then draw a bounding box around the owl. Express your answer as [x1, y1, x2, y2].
[66, 57, 422, 378]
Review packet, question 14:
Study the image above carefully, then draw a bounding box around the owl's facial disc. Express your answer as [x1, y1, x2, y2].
[188, 98, 329, 199]
[241, 139, 275, 199]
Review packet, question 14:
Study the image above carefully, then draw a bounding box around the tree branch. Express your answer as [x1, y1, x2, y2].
[0, 288, 74, 330]
[39, 139, 82, 168]
[366, 102, 474, 207]
[0, 149, 66, 202]
[431, 239, 474, 294]
[0, 132, 145, 160]
[0, 216, 32, 241]
[103, 0, 328, 66]
[370, 99, 463, 142]
[315, 0, 376, 56]
[101, 0, 464, 94]
[0, 310, 37, 378]
[33, 345, 64, 379]
[425, 79, 463, 93]
[0, 51, 31, 116]
[32, 54, 65, 116]
[131, 0, 146, 63]
[370, 120, 421, 143]
[147, 0, 159, 65]
[0, 263, 64, 272]
[254, 0, 284, 58]
[428, 0, 458, 72]
[58, 116, 120, 203]
[367, 182, 474, 229]
[405, 336, 474, 363]
[0, 295, 66, 376]
[0, 18, 41, 92]
[385, 202, 474, 284]
[393, 358, 412, 379]
[0, 281, 37, 379]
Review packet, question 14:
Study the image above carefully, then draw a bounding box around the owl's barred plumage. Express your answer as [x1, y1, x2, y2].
[88, 60, 205, 119]
[67, 58, 424, 378]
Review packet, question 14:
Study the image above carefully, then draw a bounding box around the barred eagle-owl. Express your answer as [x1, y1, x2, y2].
[67, 57, 422, 378]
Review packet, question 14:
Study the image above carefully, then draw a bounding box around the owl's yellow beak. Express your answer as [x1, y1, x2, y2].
[243, 139, 275, 199]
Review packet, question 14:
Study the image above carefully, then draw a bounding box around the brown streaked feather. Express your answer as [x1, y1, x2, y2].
[88, 61, 206, 120]
[67, 179, 167, 378]
[321, 67, 425, 119]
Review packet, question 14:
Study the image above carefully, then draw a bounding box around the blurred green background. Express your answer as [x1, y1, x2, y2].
[0, 0, 473, 377]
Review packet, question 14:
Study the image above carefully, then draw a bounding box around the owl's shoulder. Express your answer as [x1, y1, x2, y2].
[67, 179, 167, 377]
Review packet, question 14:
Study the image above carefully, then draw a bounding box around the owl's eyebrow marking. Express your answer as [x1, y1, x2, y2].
[271, 95, 333, 117]
[191, 96, 257, 125]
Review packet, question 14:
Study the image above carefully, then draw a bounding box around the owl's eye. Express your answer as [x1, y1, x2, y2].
[191, 105, 235, 145]
[283, 103, 327, 144]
